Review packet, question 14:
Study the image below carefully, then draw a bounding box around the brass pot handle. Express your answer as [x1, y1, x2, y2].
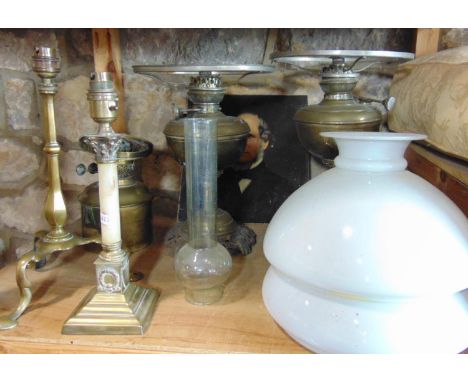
[172, 104, 202, 120]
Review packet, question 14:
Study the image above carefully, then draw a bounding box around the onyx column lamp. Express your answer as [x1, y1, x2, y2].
[0, 47, 100, 330]
[77, 116, 154, 254]
[132, 65, 274, 255]
[62, 72, 159, 335]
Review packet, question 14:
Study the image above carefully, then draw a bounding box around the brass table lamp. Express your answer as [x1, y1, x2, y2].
[132, 65, 274, 255]
[271, 50, 414, 167]
[62, 72, 159, 335]
[0, 47, 100, 330]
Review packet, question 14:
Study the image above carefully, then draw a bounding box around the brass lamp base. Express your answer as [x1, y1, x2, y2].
[0, 232, 100, 331]
[62, 283, 160, 335]
[35, 230, 100, 253]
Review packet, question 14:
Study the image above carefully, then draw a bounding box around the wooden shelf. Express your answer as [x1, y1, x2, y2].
[2, 221, 465, 354]
[0, 224, 308, 354]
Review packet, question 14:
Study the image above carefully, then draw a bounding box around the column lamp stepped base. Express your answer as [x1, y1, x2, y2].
[62, 283, 160, 335]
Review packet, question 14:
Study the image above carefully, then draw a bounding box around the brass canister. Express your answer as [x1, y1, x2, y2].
[78, 137, 153, 252]
[295, 69, 381, 167]
[165, 112, 249, 172]
[164, 75, 250, 171]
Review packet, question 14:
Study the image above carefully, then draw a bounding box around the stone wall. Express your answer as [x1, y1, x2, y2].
[0, 28, 415, 266]
[440, 28, 468, 50]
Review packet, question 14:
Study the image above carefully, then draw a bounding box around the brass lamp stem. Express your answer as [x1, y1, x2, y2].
[38, 75, 72, 242]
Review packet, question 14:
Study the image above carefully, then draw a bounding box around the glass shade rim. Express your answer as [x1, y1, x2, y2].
[321, 131, 427, 142]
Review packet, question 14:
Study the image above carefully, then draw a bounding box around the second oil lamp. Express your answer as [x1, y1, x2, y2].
[271, 50, 414, 167]
[132, 64, 274, 256]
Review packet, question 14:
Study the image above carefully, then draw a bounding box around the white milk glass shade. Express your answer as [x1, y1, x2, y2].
[262, 132, 468, 353]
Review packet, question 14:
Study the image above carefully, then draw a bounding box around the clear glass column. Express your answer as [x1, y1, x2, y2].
[174, 118, 232, 305]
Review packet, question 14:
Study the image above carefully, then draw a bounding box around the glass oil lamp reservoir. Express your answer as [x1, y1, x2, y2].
[271, 50, 414, 167]
[62, 72, 159, 335]
[132, 65, 274, 255]
[174, 118, 232, 305]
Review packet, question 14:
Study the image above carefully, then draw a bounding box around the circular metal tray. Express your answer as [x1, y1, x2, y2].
[133, 64, 275, 87]
[133, 64, 274, 76]
[271, 50, 414, 71]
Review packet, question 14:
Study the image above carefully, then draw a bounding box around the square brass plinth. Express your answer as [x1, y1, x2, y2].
[62, 283, 160, 335]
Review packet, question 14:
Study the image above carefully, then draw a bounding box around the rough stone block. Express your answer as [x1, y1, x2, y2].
[63, 189, 82, 225]
[125, 73, 187, 150]
[226, 72, 324, 100]
[14, 239, 34, 259]
[59, 29, 94, 68]
[0, 29, 57, 72]
[0, 182, 82, 234]
[0, 137, 40, 189]
[55, 75, 96, 142]
[4, 77, 40, 130]
[121, 29, 268, 70]
[0, 236, 5, 267]
[0, 183, 49, 233]
[0, 228, 35, 266]
[276, 28, 414, 52]
[0, 74, 7, 130]
[355, 74, 392, 100]
[440, 29, 468, 50]
[60, 149, 97, 186]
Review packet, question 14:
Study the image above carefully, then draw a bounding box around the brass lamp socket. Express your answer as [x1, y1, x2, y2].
[32, 46, 61, 77]
[87, 72, 119, 132]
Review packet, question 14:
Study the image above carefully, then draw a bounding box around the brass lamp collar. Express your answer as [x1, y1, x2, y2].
[186, 73, 225, 111]
[193, 103, 221, 113]
[189, 73, 222, 89]
[81, 134, 124, 163]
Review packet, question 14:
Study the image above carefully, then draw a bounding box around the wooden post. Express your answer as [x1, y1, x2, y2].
[414, 28, 440, 58]
[92, 28, 126, 133]
[262, 29, 278, 64]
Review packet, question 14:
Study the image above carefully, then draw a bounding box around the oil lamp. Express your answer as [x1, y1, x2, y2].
[271, 50, 414, 167]
[0, 47, 100, 330]
[62, 72, 159, 335]
[133, 65, 274, 255]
